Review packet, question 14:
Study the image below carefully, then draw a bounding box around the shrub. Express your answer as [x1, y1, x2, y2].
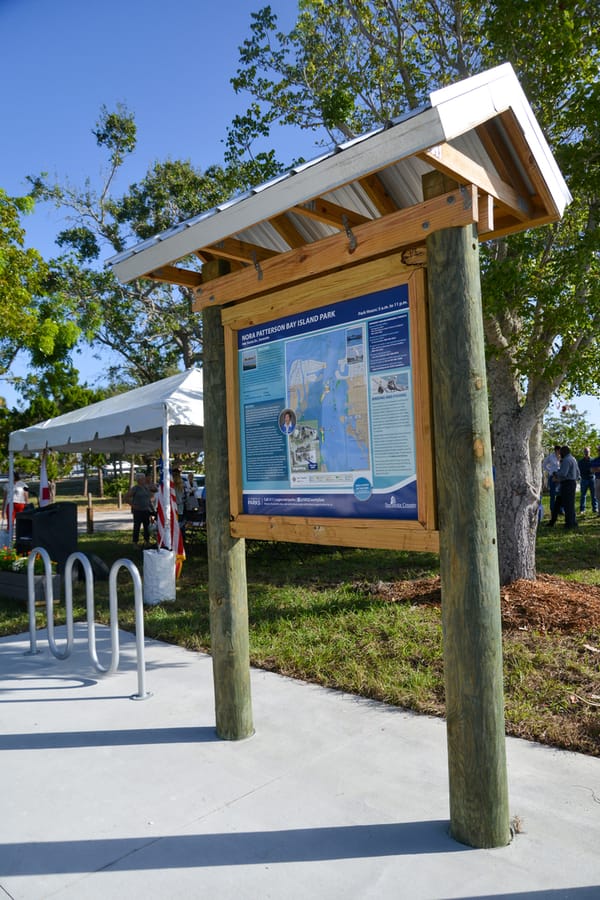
[103, 476, 130, 497]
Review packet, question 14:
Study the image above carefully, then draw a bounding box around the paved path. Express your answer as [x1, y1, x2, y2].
[1, 623, 599, 899]
[77, 506, 132, 534]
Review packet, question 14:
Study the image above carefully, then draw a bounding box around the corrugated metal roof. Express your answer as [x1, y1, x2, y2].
[107, 64, 571, 288]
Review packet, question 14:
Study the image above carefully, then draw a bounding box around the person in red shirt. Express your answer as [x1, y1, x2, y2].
[2, 473, 29, 524]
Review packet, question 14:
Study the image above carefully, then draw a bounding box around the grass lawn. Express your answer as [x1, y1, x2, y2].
[1, 501, 599, 756]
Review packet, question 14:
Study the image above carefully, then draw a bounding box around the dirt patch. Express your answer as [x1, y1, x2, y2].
[370, 574, 600, 633]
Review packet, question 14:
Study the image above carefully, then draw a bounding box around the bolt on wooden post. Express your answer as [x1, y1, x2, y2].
[424, 174, 510, 848]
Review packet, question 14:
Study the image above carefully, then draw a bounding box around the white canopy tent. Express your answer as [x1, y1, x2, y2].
[6, 368, 204, 543]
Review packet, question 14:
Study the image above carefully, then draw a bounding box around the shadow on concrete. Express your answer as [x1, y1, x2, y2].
[0, 725, 218, 750]
[0, 820, 464, 876]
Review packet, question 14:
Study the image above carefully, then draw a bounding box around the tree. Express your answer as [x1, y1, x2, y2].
[0, 189, 80, 401]
[543, 404, 600, 461]
[480, 1, 599, 581]
[28, 106, 284, 389]
[228, 1, 599, 583]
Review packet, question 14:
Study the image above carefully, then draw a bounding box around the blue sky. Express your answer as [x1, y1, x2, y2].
[0, 0, 320, 407]
[1, 0, 598, 429]
[2, 0, 313, 252]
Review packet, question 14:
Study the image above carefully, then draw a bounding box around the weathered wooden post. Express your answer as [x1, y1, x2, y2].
[86, 492, 94, 534]
[202, 265, 254, 741]
[425, 179, 510, 848]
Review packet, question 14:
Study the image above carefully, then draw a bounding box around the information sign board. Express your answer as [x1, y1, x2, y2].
[238, 283, 418, 520]
[223, 259, 437, 550]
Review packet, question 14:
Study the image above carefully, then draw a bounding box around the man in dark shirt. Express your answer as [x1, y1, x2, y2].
[578, 447, 597, 514]
[590, 445, 600, 517]
[125, 474, 153, 547]
[546, 446, 580, 529]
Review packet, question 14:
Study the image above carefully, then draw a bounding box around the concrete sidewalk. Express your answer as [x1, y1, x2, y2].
[1, 623, 599, 899]
[77, 506, 132, 534]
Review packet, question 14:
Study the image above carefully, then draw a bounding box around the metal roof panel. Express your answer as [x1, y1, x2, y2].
[106, 64, 570, 284]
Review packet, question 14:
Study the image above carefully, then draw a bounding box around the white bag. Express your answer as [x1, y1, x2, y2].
[0, 529, 10, 548]
[142, 548, 176, 605]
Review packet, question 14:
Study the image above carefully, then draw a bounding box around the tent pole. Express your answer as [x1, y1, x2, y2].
[7, 453, 14, 544]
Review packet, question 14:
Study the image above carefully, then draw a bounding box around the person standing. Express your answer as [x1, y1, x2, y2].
[2, 472, 29, 524]
[590, 445, 600, 516]
[184, 473, 200, 515]
[578, 447, 597, 514]
[542, 445, 562, 516]
[125, 474, 153, 547]
[547, 446, 580, 529]
[172, 469, 186, 518]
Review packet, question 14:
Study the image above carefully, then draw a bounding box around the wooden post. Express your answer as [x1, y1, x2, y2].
[426, 212, 510, 847]
[86, 492, 94, 534]
[203, 288, 254, 741]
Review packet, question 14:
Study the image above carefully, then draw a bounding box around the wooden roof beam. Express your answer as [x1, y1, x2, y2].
[193, 185, 479, 310]
[475, 121, 534, 207]
[269, 213, 308, 249]
[497, 109, 562, 218]
[205, 237, 280, 264]
[194, 249, 215, 263]
[419, 142, 532, 221]
[292, 197, 371, 229]
[147, 264, 203, 288]
[358, 173, 398, 215]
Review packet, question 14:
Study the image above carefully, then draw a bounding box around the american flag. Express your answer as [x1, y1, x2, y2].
[156, 454, 185, 578]
[156, 452, 167, 549]
[170, 478, 186, 578]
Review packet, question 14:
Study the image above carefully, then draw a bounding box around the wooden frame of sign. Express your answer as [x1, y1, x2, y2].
[221, 254, 439, 552]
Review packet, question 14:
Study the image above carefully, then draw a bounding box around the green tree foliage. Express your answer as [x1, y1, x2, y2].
[0, 190, 80, 397]
[229, 1, 599, 582]
[229, 2, 485, 144]
[28, 106, 284, 390]
[543, 403, 600, 460]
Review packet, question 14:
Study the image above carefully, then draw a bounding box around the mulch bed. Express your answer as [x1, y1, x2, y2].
[370, 574, 600, 633]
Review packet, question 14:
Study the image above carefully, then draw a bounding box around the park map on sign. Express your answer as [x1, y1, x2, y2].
[286, 327, 370, 478]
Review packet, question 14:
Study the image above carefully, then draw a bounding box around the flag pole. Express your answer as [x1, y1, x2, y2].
[40, 448, 51, 507]
[162, 404, 171, 550]
[6, 453, 14, 544]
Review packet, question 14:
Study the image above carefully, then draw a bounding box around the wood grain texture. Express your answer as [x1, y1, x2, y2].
[193, 187, 477, 311]
[203, 303, 254, 741]
[222, 260, 439, 550]
[427, 224, 510, 848]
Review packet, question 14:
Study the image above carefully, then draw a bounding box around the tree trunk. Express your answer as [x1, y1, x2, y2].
[488, 356, 540, 585]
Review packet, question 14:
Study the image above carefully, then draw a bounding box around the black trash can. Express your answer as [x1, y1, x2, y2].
[15, 502, 78, 572]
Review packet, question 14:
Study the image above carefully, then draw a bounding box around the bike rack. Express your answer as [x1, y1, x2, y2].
[25, 548, 151, 700]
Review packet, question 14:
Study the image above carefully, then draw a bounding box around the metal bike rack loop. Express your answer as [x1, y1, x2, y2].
[109, 558, 151, 701]
[26, 547, 73, 659]
[26, 548, 151, 700]
[64, 552, 119, 675]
